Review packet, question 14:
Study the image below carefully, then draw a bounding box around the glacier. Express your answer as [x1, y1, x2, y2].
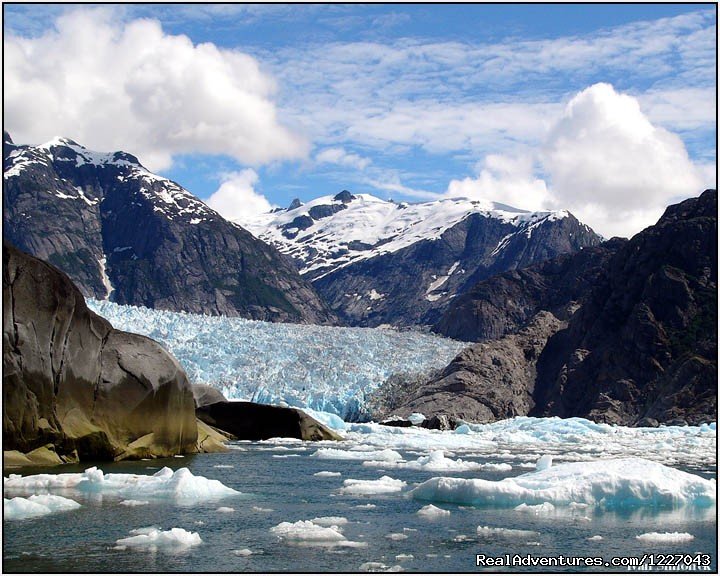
[87, 300, 465, 420]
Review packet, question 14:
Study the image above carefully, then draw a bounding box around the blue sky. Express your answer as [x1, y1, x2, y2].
[4, 3, 717, 237]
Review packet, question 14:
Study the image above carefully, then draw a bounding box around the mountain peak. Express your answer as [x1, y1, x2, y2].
[333, 190, 356, 203]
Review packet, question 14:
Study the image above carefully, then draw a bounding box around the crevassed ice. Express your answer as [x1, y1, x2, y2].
[3, 466, 239, 504]
[87, 300, 465, 420]
[410, 458, 717, 509]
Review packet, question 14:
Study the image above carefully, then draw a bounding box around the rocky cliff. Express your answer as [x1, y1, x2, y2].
[3, 133, 335, 324]
[535, 189, 717, 425]
[393, 190, 717, 426]
[434, 239, 625, 342]
[3, 242, 198, 463]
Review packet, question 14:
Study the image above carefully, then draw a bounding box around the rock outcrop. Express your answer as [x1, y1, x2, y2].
[434, 239, 625, 342]
[393, 190, 717, 426]
[3, 133, 335, 324]
[3, 242, 198, 464]
[535, 190, 717, 425]
[392, 312, 565, 423]
[196, 401, 343, 442]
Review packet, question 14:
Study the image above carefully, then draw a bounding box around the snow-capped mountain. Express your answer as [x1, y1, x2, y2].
[2, 133, 335, 323]
[239, 190, 602, 327]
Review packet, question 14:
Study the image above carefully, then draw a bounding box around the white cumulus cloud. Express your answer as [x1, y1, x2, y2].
[316, 147, 371, 170]
[542, 83, 705, 237]
[446, 83, 709, 238]
[3, 8, 307, 171]
[206, 169, 273, 221]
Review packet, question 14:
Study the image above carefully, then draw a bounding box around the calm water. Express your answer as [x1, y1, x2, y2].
[3, 442, 717, 573]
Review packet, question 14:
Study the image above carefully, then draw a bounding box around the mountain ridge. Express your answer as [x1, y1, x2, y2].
[3, 132, 336, 324]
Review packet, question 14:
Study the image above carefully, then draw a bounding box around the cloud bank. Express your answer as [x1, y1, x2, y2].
[206, 169, 272, 221]
[446, 83, 708, 238]
[3, 8, 307, 171]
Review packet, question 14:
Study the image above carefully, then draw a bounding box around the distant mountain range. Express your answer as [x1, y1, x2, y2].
[240, 191, 602, 326]
[2, 132, 334, 324]
[4, 133, 602, 327]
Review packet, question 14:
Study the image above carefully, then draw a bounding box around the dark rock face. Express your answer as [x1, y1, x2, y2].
[434, 239, 625, 342]
[2, 242, 198, 461]
[3, 134, 335, 324]
[393, 312, 565, 423]
[535, 190, 717, 426]
[393, 190, 716, 427]
[196, 401, 342, 441]
[314, 211, 601, 327]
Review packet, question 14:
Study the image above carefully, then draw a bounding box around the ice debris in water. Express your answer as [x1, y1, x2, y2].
[360, 561, 403, 572]
[410, 458, 716, 509]
[363, 450, 505, 472]
[514, 502, 556, 514]
[416, 504, 451, 519]
[120, 500, 149, 507]
[232, 548, 253, 556]
[339, 476, 407, 495]
[4, 494, 81, 521]
[535, 455, 553, 471]
[270, 519, 366, 547]
[477, 526, 540, 538]
[314, 471, 342, 477]
[3, 467, 239, 504]
[311, 448, 403, 461]
[114, 526, 202, 553]
[87, 299, 464, 420]
[636, 532, 695, 543]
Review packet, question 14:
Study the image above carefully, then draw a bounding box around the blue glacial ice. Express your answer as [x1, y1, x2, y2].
[87, 300, 465, 420]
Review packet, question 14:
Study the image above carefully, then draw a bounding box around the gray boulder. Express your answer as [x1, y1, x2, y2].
[3, 242, 198, 463]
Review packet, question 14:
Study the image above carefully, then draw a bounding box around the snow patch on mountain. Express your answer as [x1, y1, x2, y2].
[237, 194, 573, 279]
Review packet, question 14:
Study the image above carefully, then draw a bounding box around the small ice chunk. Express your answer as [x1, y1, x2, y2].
[252, 506, 274, 513]
[214, 465, 235, 469]
[535, 455, 553, 471]
[416, 504, 450, 519]
[114, 527, 202, 553]
[312, 516, 348, 527]
[216, 507, 235, 513]
[354, 503, 377, 509]
[312, 448, 403, 462]
[386, 532, 408, 540]
[514, 502, 556, 514]
[396, 554, 414, 560]
[635, 532, 694, 543]
[408, 413, 426, 425]
[270, 519, 366, 548]
[232, 548, 253, 556]
[477, 526, 540, 538]
[120, 500, 149, 507]
[340, 476, 406, 495]
[4, 494, 81, 521]
[314, 471, 342, 477]
[587, 535, 603, 541]
[360, 561, 403, 572]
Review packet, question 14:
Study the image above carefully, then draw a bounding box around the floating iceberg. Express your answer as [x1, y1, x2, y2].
[340, 476, 407, 496]
[311, 448, 403, 462]
[476, 526, 540, 538]
[635, 532, 695, 543]
[88, 299, 464, 420]
[313, 471, 342, 478]
[416, 504, 451, 518]
[4, 467, 239, 504]
[363, 450, 499, 473]
[410, 458, 716, 509]
[270, 519, 365, 547]
[114, 526, 202, 553]
[4, 494, 81, 521]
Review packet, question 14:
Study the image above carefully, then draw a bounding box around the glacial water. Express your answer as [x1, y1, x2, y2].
[4, 420, 717, 573]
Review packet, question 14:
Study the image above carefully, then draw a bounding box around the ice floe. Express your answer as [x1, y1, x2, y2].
[339, 476, 407, 495]
[476, 526, 540, 538]
[4, 494, 81, 521]
[363, 450, 504, 472]
[636, 532, 695, 543]
[314, 471, 342, 477]
[114, 526, 202, 553]
[119, 500, 149, 507]
[416, 504, 451, 519]
[311, 447, 403, 462]
[4, 467, 239, 504]
[410, 458, 716, 509]
[270, 519, 366, 547]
